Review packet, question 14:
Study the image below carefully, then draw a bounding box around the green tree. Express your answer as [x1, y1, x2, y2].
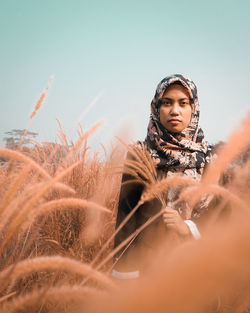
[3, 129, 38, 148]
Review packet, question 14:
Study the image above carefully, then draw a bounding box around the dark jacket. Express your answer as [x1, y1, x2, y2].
[113, 169, 201, 273]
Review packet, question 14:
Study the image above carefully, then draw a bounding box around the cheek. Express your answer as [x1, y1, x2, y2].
[185, 106, 192, 122]
[159, 108, 163, 122]
[159, 110, 165, 125]
[159, 107, 169, 121]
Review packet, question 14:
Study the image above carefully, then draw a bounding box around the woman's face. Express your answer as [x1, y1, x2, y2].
[159, 83, 193, 133]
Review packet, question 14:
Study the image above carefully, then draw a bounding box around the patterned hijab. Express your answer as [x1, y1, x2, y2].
[144, 74, 212, 181]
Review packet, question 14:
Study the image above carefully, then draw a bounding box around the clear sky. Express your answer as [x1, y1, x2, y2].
[1, 0, 250, 149]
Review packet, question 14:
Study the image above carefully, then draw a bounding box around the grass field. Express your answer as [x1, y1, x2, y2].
[0, 83, 250, 312]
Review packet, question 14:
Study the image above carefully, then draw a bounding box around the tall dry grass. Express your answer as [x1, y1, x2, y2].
[1, 83, 250, 312]
[0, 116, 124, 311]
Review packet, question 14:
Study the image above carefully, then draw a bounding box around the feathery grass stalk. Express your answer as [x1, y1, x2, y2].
[28, 138, 43, 148]
[89, 176, 194, 270]
[95, 209, 165, 272]
[100, 142, 108, 160]
[30, 76, 53, 120]
[203, 111, 250, 185]
[21, 198, 111, 230]
[131, 143, 157, 178]
[61, 120, 104, 166]
[103, 214, 250, 313]
[0, 256, 116, 290]
[89, 200, 144, 268]
[0, 165, 31, 214]
[141, 175, 198, 204]
[179, 183, 248, 213]
[19, 76, 53, 148]
[37, 198, 110, 214]
[123, 159, 156, 183]
[0, 160, 82, 251]
[80, 207, 164, 287]
[0, 285, 104, 313]
[89, 143, 159, 269]
[88, 143, 171, 272]
[116, 137, 157, 181]
[0, 148, 51, 179]
[113, 167, 146, 186]
[0, 180, 76, 237]
[0, 292, 16, 304]
[56, 118, 69, 147]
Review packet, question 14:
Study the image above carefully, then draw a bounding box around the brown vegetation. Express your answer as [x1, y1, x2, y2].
[0, 82, 250, 312]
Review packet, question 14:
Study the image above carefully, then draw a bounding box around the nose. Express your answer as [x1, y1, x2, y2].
[170, 102, 179, 115]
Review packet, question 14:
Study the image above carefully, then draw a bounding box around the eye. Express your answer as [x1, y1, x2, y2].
[180, 101, 189, 107]
[160, 99, 171, 107]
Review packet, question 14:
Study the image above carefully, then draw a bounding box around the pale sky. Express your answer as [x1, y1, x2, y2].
[1, 0, 250, 150]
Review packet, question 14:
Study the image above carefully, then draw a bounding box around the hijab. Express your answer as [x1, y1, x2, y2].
[144, 74, 212, 181]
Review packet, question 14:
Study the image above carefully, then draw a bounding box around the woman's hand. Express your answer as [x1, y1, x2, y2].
[163, 207, 190, 237]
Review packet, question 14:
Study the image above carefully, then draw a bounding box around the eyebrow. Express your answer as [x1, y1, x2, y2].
[161, 97, 189, 101]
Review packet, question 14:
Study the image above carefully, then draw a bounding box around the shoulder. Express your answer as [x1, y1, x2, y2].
[125, 141, 149, 160]
[204, 141, 221, 164]
[207, 141, 250, 185]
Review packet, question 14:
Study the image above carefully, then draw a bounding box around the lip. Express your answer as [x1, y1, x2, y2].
[168, 119, 181, 123]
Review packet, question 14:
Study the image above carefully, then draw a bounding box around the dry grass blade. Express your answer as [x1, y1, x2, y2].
[116, 137, 157, 182]
[38, 181, 76, 194]
[0, 165, 31, 215]
[95, 209, 164, 272]
[0, 292, 16, 304]
[28, 138, 43, 148]
[102, 213, 250, 313]
[179, 183, 248, 213]
[0, 256, 116, 290]
[141, 175, 198, 203]
[56, 118, 69, 147]
[0, 285, 104, 313]
[1, 95, 250, 313]
[0, 181, 76, 236]
[0, 148, 51, 179]
[130, 143, 157, 179]
[116, 166, 148, 186]
[123, 158, 156, 184]
[61, 120, 104, 167]
[0, 160, 82, 251]
[90, 175, 198, 271]
[203, 111, 250, 185]
[18, 76, 54, 149]
[89, 200, 144, 269]
[21, 198, 111, 229]
[30, 76, 53, 120]
[37, 198, 111, 214]
[89, 143, 158, 270]
[100, 142, 108, 160]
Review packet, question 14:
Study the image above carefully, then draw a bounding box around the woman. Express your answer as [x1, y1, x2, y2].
[112, 74, 213, 279]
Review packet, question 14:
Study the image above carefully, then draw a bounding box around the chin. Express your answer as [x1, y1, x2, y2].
[166, 127, 182, 133]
